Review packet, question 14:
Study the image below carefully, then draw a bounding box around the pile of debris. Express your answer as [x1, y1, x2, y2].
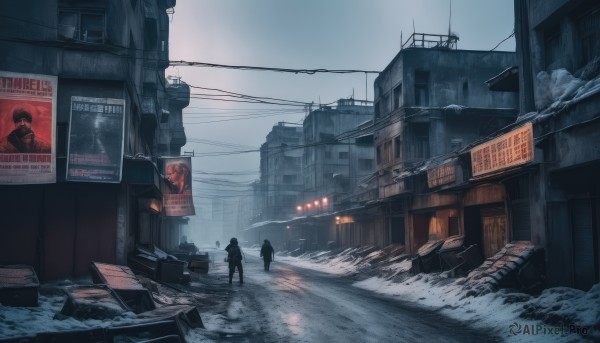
[458, 241, 545, 297]
[0, 261, 204, 343]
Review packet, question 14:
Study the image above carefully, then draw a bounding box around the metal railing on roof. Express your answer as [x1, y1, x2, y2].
[402, 33, 459, 50]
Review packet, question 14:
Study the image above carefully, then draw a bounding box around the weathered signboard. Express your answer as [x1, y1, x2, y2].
[471, 122, 533, 177]
[427, 160, 456, 188]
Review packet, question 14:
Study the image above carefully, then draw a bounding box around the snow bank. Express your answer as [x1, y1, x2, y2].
[277, 244, 599, 342]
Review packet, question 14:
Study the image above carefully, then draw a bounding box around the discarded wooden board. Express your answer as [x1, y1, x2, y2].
[105, 319, 182, 343]
[136, 304, 205, 336]
[89, 261, 156, 314]
[0, 265, 39, 307]
[59, 284, 131, 320]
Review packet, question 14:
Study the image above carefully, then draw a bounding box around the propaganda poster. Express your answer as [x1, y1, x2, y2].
[0, 71, 56, 184]
[159, 156, 196, 216]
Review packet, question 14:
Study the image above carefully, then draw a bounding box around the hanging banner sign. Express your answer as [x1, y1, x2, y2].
[159, 156, 195, 216]
[66, 96, 125, 182]
[471, 122, 534, 177]
[0, 71, 56, 184]
[427, 159, 456, 188]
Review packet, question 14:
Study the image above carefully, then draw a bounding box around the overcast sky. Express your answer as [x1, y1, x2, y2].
[166, 0, 515, 212]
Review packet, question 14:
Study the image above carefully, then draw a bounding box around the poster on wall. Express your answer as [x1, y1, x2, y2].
[66, 96, 125, 183]
[159, 156, 195, 216]
[0, 71, 56, 184]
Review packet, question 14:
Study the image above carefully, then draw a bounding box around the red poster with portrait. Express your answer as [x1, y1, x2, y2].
[159, 156, 195, 216]
[0, 71, 56, 184]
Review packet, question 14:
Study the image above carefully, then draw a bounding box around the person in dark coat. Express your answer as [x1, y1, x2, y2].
[260, 239, 275, 271]
[225, 237, 244, 284]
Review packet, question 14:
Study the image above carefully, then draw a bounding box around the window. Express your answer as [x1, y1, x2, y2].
[283, 175, 297, 184]
[376, 145, 382, 165]
[339, 151, 349, 159]
[394, 84, 402, 109]
[413, 123, 429, 159]
[382, 94, 390, 115]
[58, 11, 105, 43]
[544, 26, 561, 69]
[380, 140, 392, 164]
[358, 158, 373, 171]
[578, 6, 600, 67]
[324, 151, 332, 159]
[394, 136, 401, 159]
[414, 71, 429, 106]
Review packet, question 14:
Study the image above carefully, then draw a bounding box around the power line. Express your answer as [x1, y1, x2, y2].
[169, 60, 380, 75]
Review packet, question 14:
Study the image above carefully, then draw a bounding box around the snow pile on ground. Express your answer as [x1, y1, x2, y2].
[277, 244, 600, 342]
[280, 244, 409, 278]
[0, 282, 140, 339]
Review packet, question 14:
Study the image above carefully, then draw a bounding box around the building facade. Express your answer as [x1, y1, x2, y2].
[257, 122, 304, 221]
[0, 0, 189, 280]
[511, 0, 599, 290]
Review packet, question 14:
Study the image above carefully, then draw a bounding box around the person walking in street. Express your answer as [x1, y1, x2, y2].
[260, 239, 275, 271]
[225, 237, 244, 284]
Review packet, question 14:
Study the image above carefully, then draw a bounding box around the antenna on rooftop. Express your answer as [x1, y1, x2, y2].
[448, 0, 452, 37]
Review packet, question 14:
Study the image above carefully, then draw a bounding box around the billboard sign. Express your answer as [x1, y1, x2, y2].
[0, 71, 56, 184]
[159, 156, 195, 216]
[471, 122, 534, 177]
[66, 96, 125, 182]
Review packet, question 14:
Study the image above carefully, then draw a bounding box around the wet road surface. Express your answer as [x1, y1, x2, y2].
[185, 249, 501, 343]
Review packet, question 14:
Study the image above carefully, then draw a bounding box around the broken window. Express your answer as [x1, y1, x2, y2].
[58, 10, 105, 43]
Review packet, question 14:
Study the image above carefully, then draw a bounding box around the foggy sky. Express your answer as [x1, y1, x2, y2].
[166, 0, 515, 233]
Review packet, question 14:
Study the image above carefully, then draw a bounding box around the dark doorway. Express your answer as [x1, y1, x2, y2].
[448, 216, 459, 237]
[391, 216, 405, 244]
[464, 206, 483, 257]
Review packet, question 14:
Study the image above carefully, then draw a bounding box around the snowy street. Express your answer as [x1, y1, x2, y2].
[0, 246, 598, 342]
[192, 248, 497, 342]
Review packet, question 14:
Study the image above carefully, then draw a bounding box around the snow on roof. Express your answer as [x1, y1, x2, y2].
[517, 62, 600, 125]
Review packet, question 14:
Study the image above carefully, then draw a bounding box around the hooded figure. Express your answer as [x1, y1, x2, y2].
[260, 239, 275, 271]
[225, 237, 244, 284]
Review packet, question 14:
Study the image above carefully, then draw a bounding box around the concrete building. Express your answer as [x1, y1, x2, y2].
[506, 0, 599, 290]
[302, 99, 373, 213]
[244, 100, 374, 250]
[258, 122, 303, 221]
[370, 33, 518, 255]
[0, 0, 189, 280]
